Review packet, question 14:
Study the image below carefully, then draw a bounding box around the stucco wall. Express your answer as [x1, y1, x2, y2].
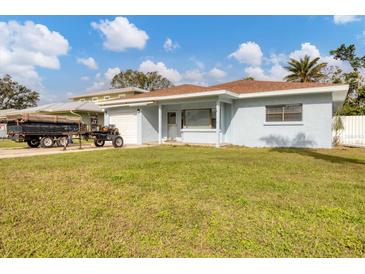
[231, 93, 333, 148]
[141, 106, 159, 143]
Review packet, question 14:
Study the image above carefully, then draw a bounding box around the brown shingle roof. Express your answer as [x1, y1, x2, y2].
[120, 80, 343, 100]
[205, 79, 338, 94]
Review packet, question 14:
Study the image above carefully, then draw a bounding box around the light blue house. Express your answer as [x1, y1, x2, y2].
[97, 79, 348, 148]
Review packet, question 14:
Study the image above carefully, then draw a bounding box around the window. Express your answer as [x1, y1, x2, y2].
[92, 97, 98, 102]
[181, 109, 216, 129]
[79, 99, 85, 102]
[167, 112, 176, 125]
[104, 96, 110, 100]
[266, 104, 302, 122]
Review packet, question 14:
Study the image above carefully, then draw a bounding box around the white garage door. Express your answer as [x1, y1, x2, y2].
[109, 109, 138, 144]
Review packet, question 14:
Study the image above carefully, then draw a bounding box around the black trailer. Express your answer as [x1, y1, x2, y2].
[4, 114, 124, 148]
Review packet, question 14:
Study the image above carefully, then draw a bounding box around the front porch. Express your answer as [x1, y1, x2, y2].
[151, 98, 233, 148]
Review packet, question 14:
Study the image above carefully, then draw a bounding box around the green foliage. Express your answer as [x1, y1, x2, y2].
[284, 55, 327, 82]
[111, 69, 174, 91]
[243, 77, 255, 80]
[332, 114, 344, 146]
[321, 66, 345, 84]
[330, 44, 365, 115]
[0, 75, 39, 110]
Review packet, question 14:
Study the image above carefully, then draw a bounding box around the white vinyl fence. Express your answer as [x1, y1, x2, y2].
[334, 116, 365, 146]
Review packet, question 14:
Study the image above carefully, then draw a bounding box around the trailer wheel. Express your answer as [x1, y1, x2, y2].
[112, 136, 124, 148]
[94, 139, 105, 147]
[40, 137, 54, 148]
[27, 138, 40, 148]
[56, 137, 68, 147]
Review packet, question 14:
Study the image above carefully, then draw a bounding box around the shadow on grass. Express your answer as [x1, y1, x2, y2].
[270, 148, 365, 165]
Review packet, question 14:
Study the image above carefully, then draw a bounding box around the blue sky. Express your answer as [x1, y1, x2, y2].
[0, 15, 364, 103]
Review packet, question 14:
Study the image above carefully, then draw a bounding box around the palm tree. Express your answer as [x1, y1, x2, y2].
[284, 55, 327, 82]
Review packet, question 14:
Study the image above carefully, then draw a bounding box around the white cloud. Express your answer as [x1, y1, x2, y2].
[104, 67, 121, 81]
[77, 57, 98, 70]
[333, 15, 361, 25]
[139, 60, 182, 83]
[267, 53, 288, 65]
[229, 41, 263, 66]
[208, 67, 226, 79]
[289, 42, 320, 60]
[183, 69, 204, 82]
[0, 20, 69, 90]
[163, 38, 179, 52]
[244, 64, 288, 81]
[80, 76, 90, 81]
[87, 67, 121, 91]
[91, 17, 148, 51]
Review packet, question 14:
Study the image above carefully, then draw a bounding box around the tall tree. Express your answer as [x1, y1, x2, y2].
[111, 69, 173, 91]
[330, 44, 365, 115]
[0, 75, 39, 110]
[284, 55, 327, 83]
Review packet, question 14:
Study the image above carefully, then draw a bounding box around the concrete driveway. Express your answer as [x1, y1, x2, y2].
[0, 143, 149, 159]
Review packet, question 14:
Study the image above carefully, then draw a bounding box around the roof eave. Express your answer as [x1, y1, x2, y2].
[96, 84, 349, 107]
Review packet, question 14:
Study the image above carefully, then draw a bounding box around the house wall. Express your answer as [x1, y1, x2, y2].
[231, 93, 333, 148]
[141, 106, 159, 143]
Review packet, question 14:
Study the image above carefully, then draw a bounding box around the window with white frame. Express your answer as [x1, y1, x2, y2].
[92, 97, 98, 102]
[104, 96, 111, 100]
[181, 109, 216, 129]
[266, 104, 302, 122]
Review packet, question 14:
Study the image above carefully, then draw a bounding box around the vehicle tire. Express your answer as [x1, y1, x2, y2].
[56, 137, 68, 147]
[40, 137, 54, 148]
[112, 136, 124, 148]
[27, 138, 40, 148]
[94, 139, 105, 147]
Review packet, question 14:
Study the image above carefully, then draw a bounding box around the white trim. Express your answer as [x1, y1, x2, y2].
[97, 90, 236, 106]
[216, 99, 221, 148]
[97, 85, 349, 107]
[102, 101, 154, 108]
[263, 122, 304, 126]
[69, 87, 149, 100]
[158, 104, 162, 144]
[237, 85, 349, 99]
[181, 128, 217, 132]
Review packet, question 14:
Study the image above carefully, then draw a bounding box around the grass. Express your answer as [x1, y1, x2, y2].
[0, 139, 27, 148]
[0, 145, 364, 257]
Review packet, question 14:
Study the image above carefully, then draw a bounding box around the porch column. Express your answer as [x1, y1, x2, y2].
[216, 100, 220, 148]
[158, 104, 162, 144]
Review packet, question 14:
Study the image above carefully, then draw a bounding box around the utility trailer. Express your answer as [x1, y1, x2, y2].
[3, 113, 124, 148]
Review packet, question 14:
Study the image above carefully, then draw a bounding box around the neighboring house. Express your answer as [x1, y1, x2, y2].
[69, 87, 149, 103]
[95, 79, 348, 148]
[0, 101, 104, 131]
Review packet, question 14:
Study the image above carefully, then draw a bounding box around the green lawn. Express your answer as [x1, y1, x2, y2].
[0, 146, 364, 257]
[0, 139, 27, 148]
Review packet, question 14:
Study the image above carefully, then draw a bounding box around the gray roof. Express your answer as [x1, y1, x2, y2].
[0, 101, 103, 118]
[69, 87, 149, 99]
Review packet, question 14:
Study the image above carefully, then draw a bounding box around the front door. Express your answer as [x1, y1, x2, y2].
[167, 112, 177, 140]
